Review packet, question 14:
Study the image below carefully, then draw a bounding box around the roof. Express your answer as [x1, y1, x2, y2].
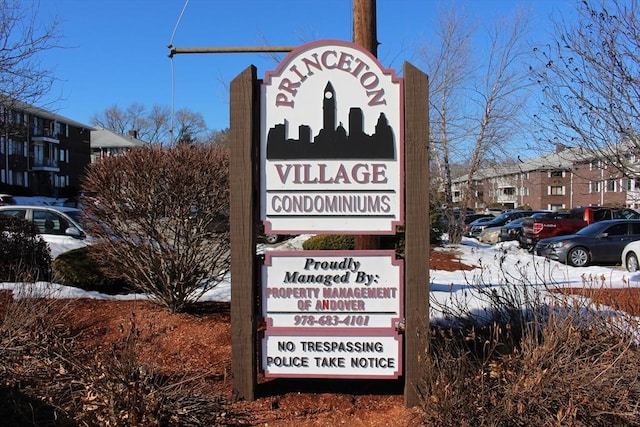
[0, 96, 92, 129]
[90, 127, 147, 149]
[453, 146, 593, 183]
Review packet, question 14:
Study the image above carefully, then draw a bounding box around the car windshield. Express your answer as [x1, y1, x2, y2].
[470, 217, 493, 225]
[492, 212, 511, 222]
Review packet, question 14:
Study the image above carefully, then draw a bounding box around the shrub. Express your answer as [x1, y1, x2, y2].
[81, 144, 230, 313]
[301, 229, 411, 256]
[422, 259, 640, 426]
[303, 234, 355, 250]
[52, 246, 133, 294]
[0, 214, 51, 281]
[430, 210, 445, 244]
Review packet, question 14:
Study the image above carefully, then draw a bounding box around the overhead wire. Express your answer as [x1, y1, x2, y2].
[168, 0, 190, 145]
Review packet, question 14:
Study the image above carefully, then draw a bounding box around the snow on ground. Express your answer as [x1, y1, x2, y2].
[2, 221, 639, 325]
[429, 238, 638, 326]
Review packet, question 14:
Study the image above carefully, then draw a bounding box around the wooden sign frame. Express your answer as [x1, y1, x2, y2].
[230, 61, 428, 407]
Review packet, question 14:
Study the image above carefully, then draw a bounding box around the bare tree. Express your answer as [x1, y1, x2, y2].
[81, 144, 230, 313]
[91, 103, 208, 145]
[172, 108, 206, 145]
[90, 105, 129, 134]
[417, 4, 533, 242]
[533, 0, 640, 179]
[0, 0, 61, 107]
[145, 104, 172, 143]
[204, 128, 229, 146]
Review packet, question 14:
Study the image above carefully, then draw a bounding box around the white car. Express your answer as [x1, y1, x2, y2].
[0, 205, 90, 258]
[622, 240, 640, 272]
[479, 226, 502, 244]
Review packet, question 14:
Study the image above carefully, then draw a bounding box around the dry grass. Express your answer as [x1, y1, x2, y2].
[0, 290, 237, 426]
[422, 292, 640, 426]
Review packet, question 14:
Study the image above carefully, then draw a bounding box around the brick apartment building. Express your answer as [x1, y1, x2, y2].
[452, 145, 640, 211]
[0, 99, 91, 198]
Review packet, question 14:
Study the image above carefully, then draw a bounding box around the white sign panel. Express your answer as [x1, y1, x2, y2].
[260, 39, 404, 234]
[262, 333, 402, 379]
[262, 251, 403, 329]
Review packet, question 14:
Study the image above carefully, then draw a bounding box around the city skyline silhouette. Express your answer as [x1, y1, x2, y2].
[266, 81, 396, 160]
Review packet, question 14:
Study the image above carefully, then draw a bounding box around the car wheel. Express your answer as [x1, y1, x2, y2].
[626, 252, 639, 272]
[567, 247, 589, 267]
[264, 234, 281, 245]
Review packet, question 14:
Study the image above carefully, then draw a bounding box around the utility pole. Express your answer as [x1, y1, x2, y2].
[352, 0, 381, 250]
[352, 0, 377, 56]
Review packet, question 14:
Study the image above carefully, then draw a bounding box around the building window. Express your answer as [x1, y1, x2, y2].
[606, 179, 616, 192]
[10, 170, 23, 186]
[549, 185, 565, 195]
[548, 203, 565, 211]
[8, 140, 23, 155]
[590, 181, 601, 193]
[549, 170, 565, 178]
[54, 175, 69, 188]
[476, 191, 483, 198]
[590, 159, 600, 170]
[33, 145, 43, 165]
[453, 191, 460, 198]
[503, 187, 515, 196]
[33, 117, 41, 135]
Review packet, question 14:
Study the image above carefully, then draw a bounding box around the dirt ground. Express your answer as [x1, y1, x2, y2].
[10, 249, 640, 426]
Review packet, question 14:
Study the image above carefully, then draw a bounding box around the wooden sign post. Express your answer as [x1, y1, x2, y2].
[230, 49, 429, 407]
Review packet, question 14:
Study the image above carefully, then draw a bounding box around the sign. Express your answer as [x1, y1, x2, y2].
[261, 251, 403, 379]
[262, 250, 403, 329]
[260, 39, 404, 234]
[262, 333, 402, 379]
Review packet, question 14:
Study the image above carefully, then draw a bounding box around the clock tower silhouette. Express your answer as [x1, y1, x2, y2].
[323, 82, 336, 132]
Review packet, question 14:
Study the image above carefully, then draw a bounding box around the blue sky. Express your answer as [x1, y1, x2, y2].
[36, 0, 576, 133]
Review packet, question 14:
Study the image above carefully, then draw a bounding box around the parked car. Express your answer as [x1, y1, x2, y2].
[463, 216, 496, 237]
[479, 225, 502, 244]
[622, 240, 640, 272]
[501, 212, 565, 243]
[258, 222, 290, 245]
[0, 194, 17, 206]
[498, 217, 527, 242]
[465, 213, 495, 223]
[535, 219, 640, 267]
[468, 210, 547, 240]
[262, 233, 286, 244]
[0, 205, 90, 258]
[520, 206, 640, 251]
